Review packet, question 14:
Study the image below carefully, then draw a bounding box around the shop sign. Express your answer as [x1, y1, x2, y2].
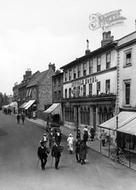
[89, 9, 126, 31]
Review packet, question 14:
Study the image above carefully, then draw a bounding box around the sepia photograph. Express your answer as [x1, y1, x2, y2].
[0, 0, 136, 189]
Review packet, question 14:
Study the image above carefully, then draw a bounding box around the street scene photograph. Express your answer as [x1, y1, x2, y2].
[1, 0, 136, 189]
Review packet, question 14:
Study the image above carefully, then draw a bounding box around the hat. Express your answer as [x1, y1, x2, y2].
[43, 133, 47, 136]
[69, 133, 73, 137]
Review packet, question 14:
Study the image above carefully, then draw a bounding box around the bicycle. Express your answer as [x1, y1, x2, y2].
[110, 147, 128, 165]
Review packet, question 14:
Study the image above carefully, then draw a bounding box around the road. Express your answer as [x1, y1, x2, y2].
[0, 111, 136, 190]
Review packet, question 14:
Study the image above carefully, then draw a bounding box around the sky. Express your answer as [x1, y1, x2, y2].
[0, 0, 136, 95]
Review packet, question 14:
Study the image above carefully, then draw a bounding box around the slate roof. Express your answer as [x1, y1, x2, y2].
[27, 70, 49, 88]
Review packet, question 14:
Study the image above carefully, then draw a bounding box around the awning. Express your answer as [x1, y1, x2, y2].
[44, 103, 61, 114]
[117, 117, 136, 135]
[20, 102, 28, 109]
[25, 100, 35, 110]
[99, 111, 136, 131]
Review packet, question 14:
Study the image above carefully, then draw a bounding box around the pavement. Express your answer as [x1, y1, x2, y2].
[1, 112, 136, 190]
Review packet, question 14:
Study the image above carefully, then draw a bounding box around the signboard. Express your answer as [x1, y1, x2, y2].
[89, 9, 126, 31]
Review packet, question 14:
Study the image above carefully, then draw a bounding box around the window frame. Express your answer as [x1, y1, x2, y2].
[124, 48, 132, 67]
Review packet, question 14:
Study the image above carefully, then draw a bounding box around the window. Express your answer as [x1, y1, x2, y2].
[65, 106, 74, 122]
[65, 71, 68, 82]
[125, 51, 132, 66]
[73, 66, 76, 79]
[58, 90, 61, 99]
[89, 83, 92, 95]
[69, 88, 71, 98]
[97, 81, 101, 95]
[83, 85, 86, 96]
[105, 80, 110, 94]
[106, 52, 111, 69]
[89, 60, 93, 74]
[83, 63, 87, 76]
[54, 91, 57, 99]
[124, 81, 131, 105]
[80, 107, 90, 125]
[97, 57, 101, 72]
[78, 64, 81, 78]
[65, 89, 67, 98]
[69, 69, 72, 81]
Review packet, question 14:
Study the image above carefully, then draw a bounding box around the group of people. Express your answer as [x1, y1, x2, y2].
[37, 128, 62, 170]
[37, 125, 95, 170]
[16, 112, 25, 124]
[67, 126, 89, 165]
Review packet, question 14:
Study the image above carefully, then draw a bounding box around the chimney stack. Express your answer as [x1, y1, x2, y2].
[101, 31, 114, 47]
[85, 39, 91, 55]
[48, 63, 56, 72]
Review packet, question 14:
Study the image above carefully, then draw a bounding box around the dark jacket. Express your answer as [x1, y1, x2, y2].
[51, 144, 61, 158]
[79, 140, 87, 160]
[37, 145, 50, 159]
[83, 131, 89, 142]
[75, 139, 81, 153]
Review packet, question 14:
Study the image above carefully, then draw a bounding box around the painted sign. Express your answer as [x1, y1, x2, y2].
[89, 9, 126, 31]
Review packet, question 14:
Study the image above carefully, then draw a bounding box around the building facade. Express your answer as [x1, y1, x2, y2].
[61, 32, 117, 132]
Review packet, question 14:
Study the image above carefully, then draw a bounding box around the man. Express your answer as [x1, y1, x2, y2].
[21, 112, 25, 124]
[55, 129, 62, 145]
[90, 127, 95, 141]
[51, 142, 62, 169]
[79, 140, 87, 165]
[37, 140, 50, 170]
[75, 137, 81, 162]
[16, 113, 20, 124]
[83, 126, 89, 144]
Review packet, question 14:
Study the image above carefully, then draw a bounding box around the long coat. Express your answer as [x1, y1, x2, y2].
[79, 140, 87, 160]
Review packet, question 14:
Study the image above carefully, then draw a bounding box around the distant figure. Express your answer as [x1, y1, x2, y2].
[75, 138, 81, 162]
[37, 140, 50, 170]
[100, 130, 106, 146]
[21, 112, 25, 124]
[67, 133, 74, 154]
[79, 140, 87, 165]
[41, 133, 48, 146]
[51, 142, 62, 169]
[16, 113, 20, 124]
[90, 127, 95, 141]
[55, 129, 62, 145]
[83, 126, 89, 144]
[76, 129, 81, 140]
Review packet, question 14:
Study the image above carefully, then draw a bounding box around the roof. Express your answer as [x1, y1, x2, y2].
[60, 41, 117, 70]
[27, 70, 49, 88]
[99, 111, 136, 131]
[44, 103, 61, 114]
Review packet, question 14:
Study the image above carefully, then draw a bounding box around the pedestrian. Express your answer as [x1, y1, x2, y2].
[51, 141, 62, 169]
[41, 133, 48, 146]
[90, 127, 95, 141]
[79, 140, 87, 165]
[67, 133, 74, 154]
[37, 140, 50, 170]
[83, 126, 89, 144]
[76, 129, 81, 140]
[49, 128, 55, 149]
[16, 113, 20, 124]
[100, 130, 106, 146]
[75, 137, 81, 162]
[55, 129, 62, 145]
[21, 112, 25, 124]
